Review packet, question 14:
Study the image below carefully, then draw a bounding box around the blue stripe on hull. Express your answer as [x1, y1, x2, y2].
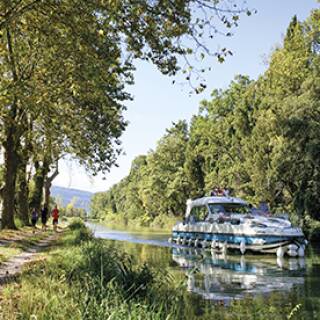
[172, 231, 304, 245]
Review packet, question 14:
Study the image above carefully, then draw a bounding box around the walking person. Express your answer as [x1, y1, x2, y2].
[31, 208, 38, 233]
[51, 205, 59, 232]
[41, 205, 48, 231]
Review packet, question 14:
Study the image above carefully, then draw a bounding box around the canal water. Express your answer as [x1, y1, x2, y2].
[87, 222, 320, 319]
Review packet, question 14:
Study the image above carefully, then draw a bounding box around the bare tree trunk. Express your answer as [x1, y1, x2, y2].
[16, 160, 30, 225]
[2, 127, 18, 229]
[44, 163, 59, 209]
[1, 28, 19, 229]
[29, 161, 45, 212]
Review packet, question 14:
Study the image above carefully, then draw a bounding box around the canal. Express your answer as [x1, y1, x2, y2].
[87, 222, 320, 319]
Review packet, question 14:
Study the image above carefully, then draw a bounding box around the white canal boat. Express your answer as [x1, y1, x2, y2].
[169, 196, 307, 257]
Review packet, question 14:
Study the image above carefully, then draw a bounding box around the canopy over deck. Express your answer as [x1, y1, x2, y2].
[185, 196, 248, 217]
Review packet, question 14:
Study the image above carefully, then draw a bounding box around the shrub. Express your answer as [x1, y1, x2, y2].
[69, 218, 86, 230]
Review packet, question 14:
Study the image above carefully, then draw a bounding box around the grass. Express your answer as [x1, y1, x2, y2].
[0, 246, 21, 263]
[0, 226, 53, 263]
[0, 220, 309, 320]
[0, 218, 71, 264]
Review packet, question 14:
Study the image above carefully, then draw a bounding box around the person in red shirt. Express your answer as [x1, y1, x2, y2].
[51, 205, 59, 232]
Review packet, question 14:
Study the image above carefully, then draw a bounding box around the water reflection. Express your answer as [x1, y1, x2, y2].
[172, 247, 305, 303]
[86, 221, 172, 247]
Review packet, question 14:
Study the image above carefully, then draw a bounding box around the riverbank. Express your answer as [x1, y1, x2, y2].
[97, 212, 179, 233]
[0, 220, 307, 319]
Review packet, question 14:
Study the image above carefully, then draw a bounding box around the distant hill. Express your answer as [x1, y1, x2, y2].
[51, 186, 93, 212]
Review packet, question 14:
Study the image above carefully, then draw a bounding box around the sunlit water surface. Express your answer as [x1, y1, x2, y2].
[86, 222, 320, 318]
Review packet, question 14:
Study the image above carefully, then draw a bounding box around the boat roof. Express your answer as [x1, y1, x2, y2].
[188, 196, 247, 207]
[185, 196, 247, 217]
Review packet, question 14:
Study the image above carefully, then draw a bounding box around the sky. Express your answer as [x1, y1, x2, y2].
[53, 0, 319, 193]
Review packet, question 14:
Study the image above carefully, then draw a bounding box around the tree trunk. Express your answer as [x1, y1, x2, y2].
[29, 161, 44, 212]
[29, 159, 50, 212]
[44, 164, 59, 210]
[2, 127, 18, 229]
[1, 28, 19, 229]
[16, 160, 30, 226]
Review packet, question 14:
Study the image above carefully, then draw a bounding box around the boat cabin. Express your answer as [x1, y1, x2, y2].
[185, 196, 251, 223]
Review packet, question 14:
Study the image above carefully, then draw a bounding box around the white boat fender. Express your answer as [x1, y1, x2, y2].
[222, 242, 228, 253]
[287, 249, 298, 257]
[305, 239, 309, 246]
[211, 240, 216, 249]
[202, 240, 207, 248]
[182, 238, 186, 246]
[287, 244, 298, 251]
[298, 247, 305, 257]
[194, 239, 199, 247]
[240, 241, 246, 255]
[168, 238, 172, 243]
[211, 248, 217, 258]
[276, 247, 285, 258]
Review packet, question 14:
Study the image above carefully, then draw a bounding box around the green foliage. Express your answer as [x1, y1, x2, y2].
[92, 10, 320, 233]
[69, 218, 87, 231]
[0, 0, 252, 229]
[64, 197, 87, 218]
[68, 218, 94, 243]
[90, 120, 191, 228]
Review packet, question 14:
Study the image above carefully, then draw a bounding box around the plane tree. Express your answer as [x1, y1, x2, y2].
[0, 0, 250, 229]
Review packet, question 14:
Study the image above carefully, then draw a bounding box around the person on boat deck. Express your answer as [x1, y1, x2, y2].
[257, 202, 270, 216]
[217, 187, 225, 196]
[223, 187, 230, 197]
[210, 187, 218, 196]
[211, 186, 231, 197]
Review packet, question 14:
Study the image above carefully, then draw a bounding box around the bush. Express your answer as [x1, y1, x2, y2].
[69, 218, 86, 230]
[73, 227, 94, 243]
[304, 215, 320, 241]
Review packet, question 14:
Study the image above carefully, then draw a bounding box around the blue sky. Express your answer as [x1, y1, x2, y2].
[53, 0, 319, 192]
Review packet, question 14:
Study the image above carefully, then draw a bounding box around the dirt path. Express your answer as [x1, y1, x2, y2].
[0, 232, 60, 287]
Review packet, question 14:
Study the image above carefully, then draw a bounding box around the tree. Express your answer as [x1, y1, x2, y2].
[0, 0, 251, 229]
[141, 121, 190, 217]
[92, 10, 320, 230]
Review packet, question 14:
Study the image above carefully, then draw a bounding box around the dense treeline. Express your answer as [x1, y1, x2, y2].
[91, 11, 320, 237]
[0, 0, 248, 229]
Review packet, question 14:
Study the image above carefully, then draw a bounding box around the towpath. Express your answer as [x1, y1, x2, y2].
[0, 231, 61, 287]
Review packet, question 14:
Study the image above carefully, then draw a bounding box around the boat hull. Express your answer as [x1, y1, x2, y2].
[171, 229, 306, 256]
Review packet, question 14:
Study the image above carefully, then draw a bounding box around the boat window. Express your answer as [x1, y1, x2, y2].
[250, 221, 267, 228]
[190, 206, 208, 222]
[208, 204, 225, 214]
[208, 203, 251, 215]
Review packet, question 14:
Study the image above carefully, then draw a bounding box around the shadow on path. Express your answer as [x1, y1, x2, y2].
[0, 233, 61, 288]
